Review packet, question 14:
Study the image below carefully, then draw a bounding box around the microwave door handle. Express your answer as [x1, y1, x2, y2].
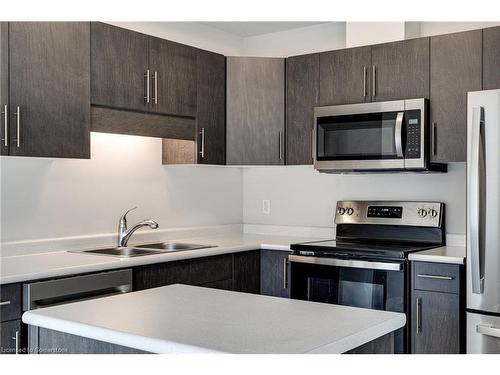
[394, 111, 404, 158]
[470, 106, 485, 294]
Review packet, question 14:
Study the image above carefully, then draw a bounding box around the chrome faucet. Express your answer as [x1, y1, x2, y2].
[118, 207, 159, 247]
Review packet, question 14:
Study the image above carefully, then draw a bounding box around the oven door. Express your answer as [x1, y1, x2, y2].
[289, 255, 408, 353]
[313, 101, 405, 171]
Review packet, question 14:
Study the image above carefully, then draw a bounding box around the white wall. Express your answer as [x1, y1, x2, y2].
[346, 22, 407, 47]
[0, 133, 242, 243]
[418, 22, 500, 37]
[107, 22, 244, 55]
[243, 23, 346, 57]
[242, 164, 466, 235]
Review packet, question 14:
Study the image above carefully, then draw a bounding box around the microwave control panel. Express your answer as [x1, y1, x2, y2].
[405, 110, 421, 159]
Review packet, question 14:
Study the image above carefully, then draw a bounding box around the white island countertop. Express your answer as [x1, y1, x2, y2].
[22, 284, 406, 354]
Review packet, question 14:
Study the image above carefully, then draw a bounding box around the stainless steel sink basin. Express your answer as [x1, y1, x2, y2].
[79, 247, 163, 258]
[134, 242, 216, 252]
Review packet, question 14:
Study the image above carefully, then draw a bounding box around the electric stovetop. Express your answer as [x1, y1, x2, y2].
[291, 239, 439, 260]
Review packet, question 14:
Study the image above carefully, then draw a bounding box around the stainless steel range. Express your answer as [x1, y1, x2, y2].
[290, 200, 445, 354]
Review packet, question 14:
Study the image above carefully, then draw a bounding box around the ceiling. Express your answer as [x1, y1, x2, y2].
[201, 22, 328, 37]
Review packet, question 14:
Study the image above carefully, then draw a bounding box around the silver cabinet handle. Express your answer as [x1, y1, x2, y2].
[199, 127, 205, 159]
[417, 274, 454, 280]
[283, 256, 288, 289]
[469, 106, 485, 294]
[278, 131, 283, 161]
[477, 324, 500, 338]
[416, 297, 422, 334]
[152, 71, 158, 105]
[0, 300, 11, 306]
[1, 104, 7, 147]
[394, 111, 404, 158]
[12, 106, 20, 147]
[12, 330, 20, 354]
[363, 66, 367, 98]
[372, 65, 376, 98]
[311, 128, 315, 164]
[144, 69, 150, 104]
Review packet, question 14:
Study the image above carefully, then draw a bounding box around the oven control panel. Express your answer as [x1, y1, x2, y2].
[335, 201, 443, 227]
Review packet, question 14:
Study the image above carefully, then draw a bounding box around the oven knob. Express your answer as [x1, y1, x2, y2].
[346, 208, 354, 215]
[338, 207, 346, 215]
[428, 208, 438, 218]
[418, 208, 427, 218]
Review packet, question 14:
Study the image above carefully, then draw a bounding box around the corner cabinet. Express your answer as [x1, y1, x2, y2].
[411, 261, 465, 354]
[226, 57, 285, 165]
[286, 53, 319, 165]
[482, 26, 500, 90]
[4, 22, 90, 158]
[429, 30, 482, 163]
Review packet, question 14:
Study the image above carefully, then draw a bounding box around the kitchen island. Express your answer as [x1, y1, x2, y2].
[22, 284, 405, 354]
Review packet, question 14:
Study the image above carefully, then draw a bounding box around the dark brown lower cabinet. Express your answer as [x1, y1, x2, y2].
[133, 251, 260, 293]
[1, 319, 21, 354]
[260, 250, 291, 298]
[411, 261, 464, 354]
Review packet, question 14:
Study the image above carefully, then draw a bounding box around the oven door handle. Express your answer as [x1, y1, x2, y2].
[395, 111, 404, 158]
[289, 255, 402, 271]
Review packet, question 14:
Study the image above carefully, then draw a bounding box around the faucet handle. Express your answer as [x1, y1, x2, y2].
[120, 206, 137, 224]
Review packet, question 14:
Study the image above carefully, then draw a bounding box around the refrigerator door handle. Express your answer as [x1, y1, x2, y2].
[469, 106, 485, 294]
[476, 324, 500, 339]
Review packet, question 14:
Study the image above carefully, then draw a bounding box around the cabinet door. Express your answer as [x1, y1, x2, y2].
[197, 49, 226, 164]
[91, 22, 149, 112]
[8, 22, 90, 159]
[430, 30, 482, 162]
[371, 38, 429, 102]
[412, 290, 460, 354]
[233, 250, 260, 294]
[483, 26, 500, 90]
[149, 37, 197, 117]
[1, 320, 21, 354]
[226, 57, 285, 165]
[0, 23, 8, 155]
[260, 250, 290, 298]
[286, 53, 319, 165]
[319, 46, 371, 106]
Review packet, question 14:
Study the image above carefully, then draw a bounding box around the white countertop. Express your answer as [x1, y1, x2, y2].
[408, 245, 466, 265]
[22, 284, 406, 354]
[0, 233, 323, 285]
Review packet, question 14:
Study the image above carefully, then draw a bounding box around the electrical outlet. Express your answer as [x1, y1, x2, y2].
[262, 200, 271, 214]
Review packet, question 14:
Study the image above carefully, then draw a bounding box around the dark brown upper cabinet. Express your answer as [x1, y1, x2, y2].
[7, 22, 90, 158]
[0, 23, 8, 156]
[371, 38, 429, 102]
[91, 22, 149, 113]
[483, 26, 500, 90]
[148, 37, 197, 117]
[319, 46, 371, 106]
[196, 49, 226, 165]
[226, 57, 285, 165]
[286, 53, 319, 165]
[430, 30, 482, 163]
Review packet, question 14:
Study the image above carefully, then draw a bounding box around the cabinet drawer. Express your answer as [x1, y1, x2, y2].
[0, 284, 21, 322]
[413, 262, 460, 294]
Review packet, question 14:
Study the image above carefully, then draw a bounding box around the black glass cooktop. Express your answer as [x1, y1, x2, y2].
[291, 239, 438, 260]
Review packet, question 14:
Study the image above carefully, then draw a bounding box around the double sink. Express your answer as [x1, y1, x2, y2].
[76, 242, 216, 258]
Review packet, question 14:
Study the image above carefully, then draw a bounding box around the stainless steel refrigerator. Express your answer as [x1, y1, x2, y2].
[467, 89, 500, 353]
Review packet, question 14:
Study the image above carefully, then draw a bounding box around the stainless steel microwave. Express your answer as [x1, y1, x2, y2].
[313, 98, 446, 172]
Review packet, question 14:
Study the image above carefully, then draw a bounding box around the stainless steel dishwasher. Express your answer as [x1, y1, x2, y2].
[23, 269, 132, 354]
